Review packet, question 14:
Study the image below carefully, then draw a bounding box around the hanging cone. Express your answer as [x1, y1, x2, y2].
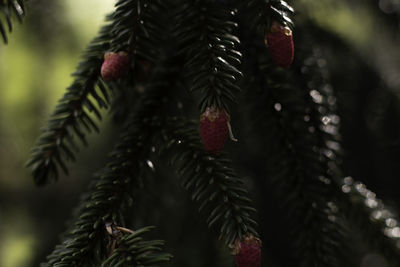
[233, 235, 262, 267]
[101, 51, 131, 81]
[265, 21, 294, 68]
[200, 107, 231, 154]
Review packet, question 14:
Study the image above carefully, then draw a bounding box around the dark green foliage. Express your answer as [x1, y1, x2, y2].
[238, 19, 352, 265]
[42, 116, 154, 266]
[110, 0, 164, 61]
[16, 0, 400, 266]
[101, 226, 172, 267]
[246, 0, 294, 33]
[26, 0, 164, 185]
[42, 60, 178, 265]
[26, 21, 113, 185]
[109, 0, 139, 52]
[175, 1, 243, 113]
[158, 118, 258, 245]
[0, 0, 24, 43]
[131, 0, 164, 62]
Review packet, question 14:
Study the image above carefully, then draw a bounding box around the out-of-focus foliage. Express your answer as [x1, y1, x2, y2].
[296, 0, 400, 92]
[0, 1, 114, 266]
[0, 0, 25, 44]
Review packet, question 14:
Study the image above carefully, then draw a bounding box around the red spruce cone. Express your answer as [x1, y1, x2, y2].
[233, 235, 262, 267]
[200, 107, 229, 154]
[101, 51, 130, 81]
[265, 21, 294, 68]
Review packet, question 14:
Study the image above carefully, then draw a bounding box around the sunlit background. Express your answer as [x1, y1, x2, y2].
[0, 1, 115, 266]
[0, 0, 400, 266]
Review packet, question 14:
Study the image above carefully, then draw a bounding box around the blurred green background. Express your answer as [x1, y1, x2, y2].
[1, 0, 400, 266]
[0, 1, 115, 266]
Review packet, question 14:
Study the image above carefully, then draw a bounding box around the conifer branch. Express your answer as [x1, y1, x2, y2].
[101, 226, 172, 267]
[27, 0, 164, 185]
[17, 0, 400, 265]
[109, 0, 164, 60]
[108, 0, 139, 52]
[42, 40, 181, 266]
[132, 0, 165, 62]
[261, 72, 348, 266]
[0, 0, 25, 44]
[109, 0, 165, 122]
[245, 0, 294, 31]
[157, 118, 259, 246]
[241, 28, 351, 266]
[26, 22, 114, 186]
[272, 27, 400, 267]
[176, 1, 242, 112]
[42, 95, 168, 266]
[42, 119, 155, 266]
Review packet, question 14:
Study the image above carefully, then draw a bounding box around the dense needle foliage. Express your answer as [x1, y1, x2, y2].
[2, 0, 400, 266]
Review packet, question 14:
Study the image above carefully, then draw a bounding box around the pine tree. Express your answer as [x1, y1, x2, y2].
[2, 0, 400, 266]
